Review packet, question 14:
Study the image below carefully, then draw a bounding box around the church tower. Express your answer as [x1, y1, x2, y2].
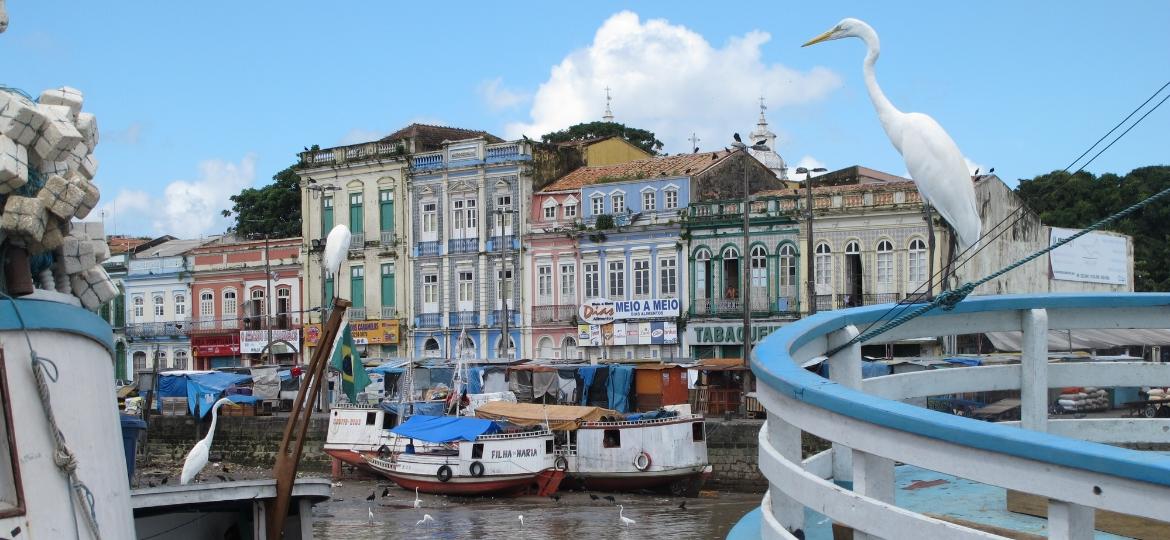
[748, 97, 788, 180]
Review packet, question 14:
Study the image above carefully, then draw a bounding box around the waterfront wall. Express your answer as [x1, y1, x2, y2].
[138, 415, 332, 472]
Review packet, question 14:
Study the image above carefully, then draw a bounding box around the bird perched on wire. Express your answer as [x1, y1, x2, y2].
[180, 397, 234, 485]
[323, 224, 352, 288]
[803, 18, 981, 251]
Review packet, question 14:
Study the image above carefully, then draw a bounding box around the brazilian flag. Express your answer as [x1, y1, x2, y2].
[330, 322, 371, 403]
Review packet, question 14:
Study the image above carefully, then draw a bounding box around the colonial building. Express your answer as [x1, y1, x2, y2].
[297, 124, 493, 359]
[408, 136, 532, 359]
[188, 236, 303, 369]
[123, 237, 204, 378]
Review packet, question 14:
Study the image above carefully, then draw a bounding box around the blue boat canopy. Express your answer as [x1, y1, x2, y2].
[389, 414, 500, 443]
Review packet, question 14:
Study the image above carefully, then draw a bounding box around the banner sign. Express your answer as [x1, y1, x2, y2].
[578, 321, 679, 347]
[304, 319, 401, 347]
[578, 297, 680, 324]
[1049, 227, 1128, 285]
[240, 329, 301, 354]
[689, 323, 787, 346]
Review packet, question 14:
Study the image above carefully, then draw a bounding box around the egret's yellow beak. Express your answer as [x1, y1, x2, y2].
[802, 30, 834, 47]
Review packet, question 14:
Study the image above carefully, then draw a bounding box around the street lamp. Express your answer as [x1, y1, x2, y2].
[306, 179, 341, 325]
[796, 166, 828, 316]
[730, 137, 771, 366]
[247, 232, 275, 365]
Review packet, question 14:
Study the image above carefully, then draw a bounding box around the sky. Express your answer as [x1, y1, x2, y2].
[3, 2, 1167, 238]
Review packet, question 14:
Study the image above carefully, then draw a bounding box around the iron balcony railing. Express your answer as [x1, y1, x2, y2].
[348, 307, 367, 320]
[690, 295, 798, 317]
[416, 313, 441, 328]
[449, 311, 479, 327]
[416, 241, 441, 257]
[349, 232, 365, 250]
[532, 304, 576, 325]
[488, 309, 519, 327]
[448, 237, 478, 254]
[381, 306, 398, 319]
[380, 231, 398, 248]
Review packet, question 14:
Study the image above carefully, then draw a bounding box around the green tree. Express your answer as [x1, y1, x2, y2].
[1015, 166, 1170, 291]
[224, 165, 302, 238]
[541, 121, 664, 155]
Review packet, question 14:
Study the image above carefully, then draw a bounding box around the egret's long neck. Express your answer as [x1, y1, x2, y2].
[204, 401, 223, 443]
[857, 24, 900, 126]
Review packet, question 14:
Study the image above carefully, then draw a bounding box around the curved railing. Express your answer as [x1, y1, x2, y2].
[732, 293, 1170, 539]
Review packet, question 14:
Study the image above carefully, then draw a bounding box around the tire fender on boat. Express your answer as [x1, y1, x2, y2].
[437, 465, 453, 482]
[469, 461, 485, 477]
[633, 451, 652, 471]
[554, 456, 568, 471]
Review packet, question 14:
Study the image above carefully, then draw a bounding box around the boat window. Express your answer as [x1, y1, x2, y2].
[546, 440, 554, 454]
[382, 414, 395, 430]
[693, 422, 705, 442]
[1, 351, 26, 518]
[472, 443, 484, 459]
[603, 429, 621, 448]
[366, 412, 377, 425]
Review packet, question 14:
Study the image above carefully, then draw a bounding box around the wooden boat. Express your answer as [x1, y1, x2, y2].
[362, 415, 564, 497]
[474, 402, 711, 496]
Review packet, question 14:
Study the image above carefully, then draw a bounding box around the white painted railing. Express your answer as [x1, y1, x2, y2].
[735, 293, 1170, 540]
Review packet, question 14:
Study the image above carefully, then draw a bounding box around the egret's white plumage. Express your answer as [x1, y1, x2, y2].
[618, 505, 635, 527]
[416, 514, 434, 526]
[324, 225, 352, 283]
[804, 18, 981, 251]
[518, 514, 524, 528]
[180, 397, 234, 484]
[413, 486, 422, 509]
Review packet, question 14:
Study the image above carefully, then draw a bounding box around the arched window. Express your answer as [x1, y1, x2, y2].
[694, 248, 712, 300]
[908, 239, 928, 287]
[876, 240, 894, 285]
[750, 246, 768, 289]
[173, 350, 189, 370]
[722, 246, 740, 260]
[133, 296, 144, 318]
[561, 336, 578, 360]
[199, 291, 214, 319]
[174, 294, 186, 316]
[153, 294, 165, 317]
[154, 349, 167, 368]
[132, 351, 148, 374]
[845, 241, 860, 255]
[779, 244, 797, 296]
[423, 338, 440, 358]
[537, 336, 555, 358]
[815, 243, 832, 286]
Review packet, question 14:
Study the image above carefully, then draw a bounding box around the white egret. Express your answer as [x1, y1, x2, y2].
[368, 506, 374, 524]
[180, 397, 234, 484]
[416, 514, 434, 527]
[618, 505, 635, 527]
[518, 514, 525, 528]
[323, 224, 352, 284]
[413, 486, 422, 509]
[803, 18, 981, 251]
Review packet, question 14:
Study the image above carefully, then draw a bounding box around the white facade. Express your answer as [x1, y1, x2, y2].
[124, 239, 202, 376]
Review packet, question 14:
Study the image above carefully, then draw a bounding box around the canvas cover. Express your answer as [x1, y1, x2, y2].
[250, 366, 280, 400]
[389, 414, 499, 443]
[474, 401, 618, 431]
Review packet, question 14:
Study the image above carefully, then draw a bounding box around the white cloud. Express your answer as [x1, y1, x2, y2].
[338, 128, 385, 146]
[505, 11, 842, 152]
[794, 155, 829, 176]
[478, 77, 530, 111]
[157, 155, 257, 237]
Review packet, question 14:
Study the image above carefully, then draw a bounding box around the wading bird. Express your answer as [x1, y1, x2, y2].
[324, 225, 352, 283]
[803, 18, 981, 252]
[180, 397, 234, 484]
[618, 505, 636, 527]
[416, 514, 434, 527]
[518, 515, 525, 528]
[368, 506, 373, 524]
[413, 487, 422, 509]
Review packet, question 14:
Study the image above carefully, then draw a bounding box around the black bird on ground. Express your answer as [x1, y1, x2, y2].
[381, 487, 390, 497]
[603, 495, 616, 503]
[733, 132, 742, 143]
[366, 491, 376, 501]
[161, 477, 168, 485]
[549, 494, 561, 502]
[216, 474, 227, 482]
[589, 494, 599, 501]
[678, 501, 687, 510]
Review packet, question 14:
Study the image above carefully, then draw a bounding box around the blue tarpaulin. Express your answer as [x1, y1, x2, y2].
[389, 414, 499, 443]
[606, 365, 634, 413]
[227, 394, 262, 404]
[157, 374, 189, 399]
[817, 361, 894, 379]
[945, 357, 982, 367]
[370, 364, 405, 376]
[380, 400, 446, 417]
[467, 368, 484, 394]
[578, 366, 599, 406]
[186, 372, 252, 418]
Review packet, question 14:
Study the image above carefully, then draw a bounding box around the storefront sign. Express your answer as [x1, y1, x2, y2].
[305, 319, 401, 347]
[193, 343, 239, 357]
[577, 322, 679, 347]
[240, 329, 301, 354]
[1049, 227, 1128, 285]
[579, 297, 680, 324]
[689, 323, 787, 346]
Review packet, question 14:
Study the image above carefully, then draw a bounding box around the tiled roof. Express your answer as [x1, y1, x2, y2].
[542, 150, 736, 192]
[380, 123, 502, 151]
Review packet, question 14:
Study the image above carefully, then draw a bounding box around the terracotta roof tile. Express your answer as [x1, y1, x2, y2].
[542, 150, 736, 192]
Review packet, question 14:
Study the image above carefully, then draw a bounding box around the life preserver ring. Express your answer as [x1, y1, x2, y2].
[554, 456, 569, 471]
[633, 451, 651, 471]
[378, 445, 392, 459]
[437, 465, 453, 482]
[469, 461, 485, 477]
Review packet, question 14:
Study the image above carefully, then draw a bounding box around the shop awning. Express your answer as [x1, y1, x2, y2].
[474, 401, 618, 431]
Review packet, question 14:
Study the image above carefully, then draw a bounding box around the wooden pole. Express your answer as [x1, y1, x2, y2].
[267, 297, 350, 539]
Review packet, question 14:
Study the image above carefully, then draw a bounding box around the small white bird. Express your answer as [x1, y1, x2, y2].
[416, 514, 434, 527]
[518, 514, 525, 528]
[618, 504, 635, 527]
[180, 397, 234, 485]
[323, 224, 352, 285]
[803, 18, 982, 251]
[413, 486, 422, 509]
[368, 506, 373, 524]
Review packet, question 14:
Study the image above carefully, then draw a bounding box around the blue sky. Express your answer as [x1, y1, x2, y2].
[4, 2, 1167, 238]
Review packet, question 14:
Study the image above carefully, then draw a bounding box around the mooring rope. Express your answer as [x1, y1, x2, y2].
[825, 184, 1170, 357]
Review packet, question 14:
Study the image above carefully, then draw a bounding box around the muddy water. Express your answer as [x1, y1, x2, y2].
[314, 479, 758, 539]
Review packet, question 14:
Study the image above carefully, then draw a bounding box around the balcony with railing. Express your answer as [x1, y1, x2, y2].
[533, 304, 576, 325]
[348, 307, 367, 320]
[299, 141, 405, 167]
[416, 241, 441, 257]
[379, 231, 398, 248]
[125, 321, 190, 338]
[486, 235, 517, 252]
[449, 311, 479, 327]
[187, 316, 298, 334]
[349, 232, 365, 250]
[730, 293, 1170, 539]
[448, 237, 478, 254]
[690, 295, 798, 318]
[488, 309, 520, 327]
[416, 313, 442, 328]
[380, 306, 399, 319]
[485, 142, 530, 163]
[411, 151, 444, 171]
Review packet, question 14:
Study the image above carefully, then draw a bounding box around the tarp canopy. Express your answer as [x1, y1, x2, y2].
[389, 414, 499, 443]
[186, 372, 252, 418]
[227, 394, 262, 404]
[474, 401, 618, 431]
[250, 366, 280, 400]
[380, 400, 446, 417]
[607, 365, 634, 413]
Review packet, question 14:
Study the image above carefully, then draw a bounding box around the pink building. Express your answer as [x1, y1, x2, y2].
[525, 187, 582, 360]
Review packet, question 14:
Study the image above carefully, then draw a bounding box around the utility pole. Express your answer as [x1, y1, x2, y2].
[798, 167, 827, 315]
[264, 234, 273, 365]
[496, 208, 513, 359]
[731, 138, 770, 366]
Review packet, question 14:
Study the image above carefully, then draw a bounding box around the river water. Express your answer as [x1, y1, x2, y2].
[314, 479, 758, 539]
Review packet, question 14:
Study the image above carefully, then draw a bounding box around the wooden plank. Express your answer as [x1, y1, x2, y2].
[1007, 490, 1170, 540]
